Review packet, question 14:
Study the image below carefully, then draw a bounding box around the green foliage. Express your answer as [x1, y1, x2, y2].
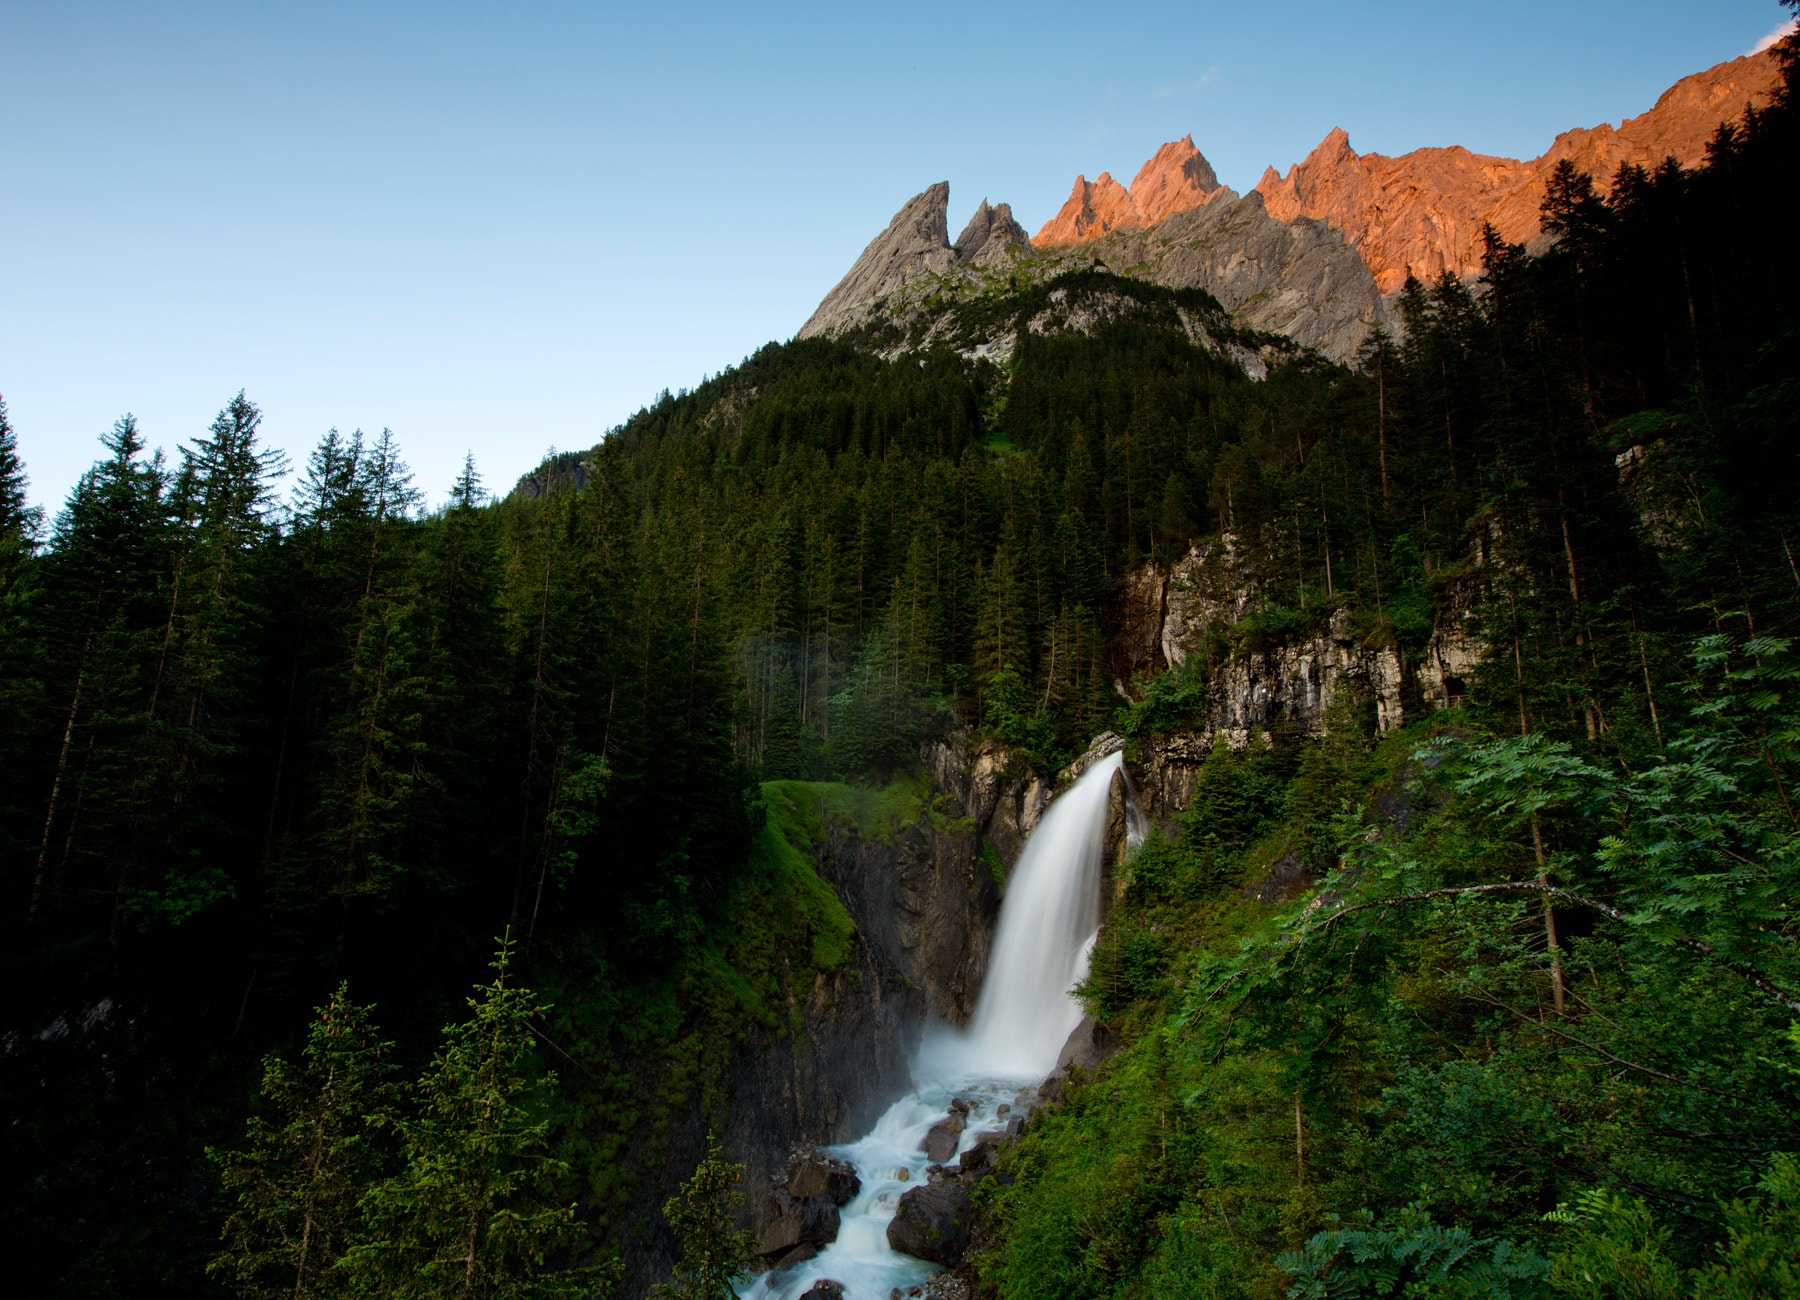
[652, 1133, 753, 1300]
[349, 938, 610, 1299]
[210, 952, 613, 1300]
[1279, 1207, 1550, 1300]
[1118, 654, 1211, 739]
[209, 985, 398, 1300]
[1547, 1190, 1681, 1300]
[1690, 1154, 1800, 1300]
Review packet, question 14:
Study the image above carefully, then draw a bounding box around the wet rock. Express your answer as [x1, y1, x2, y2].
[754, 1188, 842, 1259]
[957, 1125, 1011, 1172]
[786, 1145, 861, 1205]
[895, 1165, 910, 1181]
[887, 1180, 974, 1266]
[770, 1241, 818, 1272]
[923, 1108, 966, 1163]
[798, 1281, 845, 1300]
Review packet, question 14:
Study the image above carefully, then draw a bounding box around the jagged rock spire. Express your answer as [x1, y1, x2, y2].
[798, 184, 957, 339]
[953, 199, 1030, 267]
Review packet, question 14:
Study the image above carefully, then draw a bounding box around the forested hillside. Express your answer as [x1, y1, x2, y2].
[2, 23, 1799, 1300]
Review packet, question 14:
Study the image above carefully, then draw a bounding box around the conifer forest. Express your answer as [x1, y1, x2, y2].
[5, 25, 1800, 1300]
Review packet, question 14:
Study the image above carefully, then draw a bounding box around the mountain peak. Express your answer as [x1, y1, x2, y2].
[1033, 139, 1226, 246]
[1129, 134, 1223, 224]
[954, 199, 1030, 267]
[799, 184, 1028, 340]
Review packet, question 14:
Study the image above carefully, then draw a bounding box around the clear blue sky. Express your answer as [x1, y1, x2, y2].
[1, 0, 1789, 514]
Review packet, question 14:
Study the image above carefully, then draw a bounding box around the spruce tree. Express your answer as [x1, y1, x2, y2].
[210, 984, 397, 1300]
[653, 1133, 753, 1300]
[351, 937, 603, 1299]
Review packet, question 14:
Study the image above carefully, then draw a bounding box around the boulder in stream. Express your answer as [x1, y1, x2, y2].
[754, 1188, 841, 1260]
[798, 1282, 845, 1300]
[886, 1180, 973, 1266]
[923, 1109, 966, 1163]
[786, 1145, 861, 1204]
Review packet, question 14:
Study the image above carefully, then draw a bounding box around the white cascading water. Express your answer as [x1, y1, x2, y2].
[741, 750, 1130, 1300]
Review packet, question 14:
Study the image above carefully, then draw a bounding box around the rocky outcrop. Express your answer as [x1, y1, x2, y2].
[1037, 188, 1387, 363]
[798, 183, 960, 340]
[1034, 135, 1225, 243]
[799, 186, 1032, 341]
[953, 200, 1030, 267]
[1113, 538, 1479, 827]
[750, 1147, 863, 1272]
[1035, 171, 1141, 243]
[1130, 136, 1225, 224]
[888, 1178, 975, 1266]
[1255, 50, 1783, 293]
[923, 731, 1054, 874]
[799, 180, 1381, 363]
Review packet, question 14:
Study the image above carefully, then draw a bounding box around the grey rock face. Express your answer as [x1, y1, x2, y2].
[798, 183, 958, 340]
[754, 1188, 842, 1259]
[816, 815, 997, 1025]
[953, 199, 1030, 267]
[1111, 537, 1484, 828]
[1042, 189, 1388, 362]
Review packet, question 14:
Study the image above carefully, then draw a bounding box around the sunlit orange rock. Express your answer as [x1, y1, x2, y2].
[1127, 134, 1222, 224]
[1033, 136, 1225, 245]
[1254, 50, 1782, 293]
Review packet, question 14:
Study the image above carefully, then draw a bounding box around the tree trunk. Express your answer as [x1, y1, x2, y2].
[31, 668, 83, 918]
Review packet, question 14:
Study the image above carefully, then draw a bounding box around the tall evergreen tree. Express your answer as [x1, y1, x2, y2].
[352, 938, 601, 1300]
[210, 985, 398, 1300]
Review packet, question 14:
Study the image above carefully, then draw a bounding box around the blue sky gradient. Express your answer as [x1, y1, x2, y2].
[1, 1, 1789, 512]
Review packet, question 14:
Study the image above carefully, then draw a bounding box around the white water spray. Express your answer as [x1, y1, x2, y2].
[742, 749, 1132, 1299]
[926, 749, 1125, 1081]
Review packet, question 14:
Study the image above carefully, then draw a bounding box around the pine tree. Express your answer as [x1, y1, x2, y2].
[653, 1133, 753, 1300]
[351, 937, 604, 1299]
[0, 392, 40, 588]
[210, 984, 397, 1300]
[132, 391, 285, 925]
[32, 416, 168, 921]
[0, 394, 44, 867]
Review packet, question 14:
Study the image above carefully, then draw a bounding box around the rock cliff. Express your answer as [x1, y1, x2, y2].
[797, 185, 1028, 340]
[1033, 189, 1388, 363]
[1254, 49, 1782, 293]
[1033, 135, 1225, 243]
[1110, 538, 1482, 827]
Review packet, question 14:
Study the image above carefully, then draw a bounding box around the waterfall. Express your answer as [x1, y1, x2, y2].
[948, 749, 1124, 1079]
[741, 748, 1130, 1300]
